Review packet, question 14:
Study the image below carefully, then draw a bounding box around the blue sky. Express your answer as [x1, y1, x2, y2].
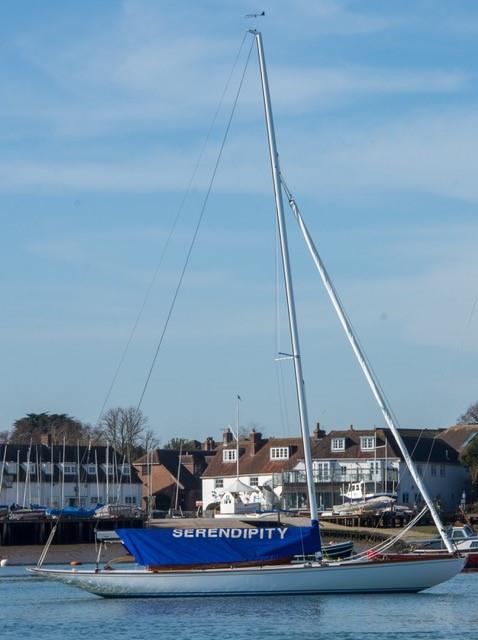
[1, 1, 478, 444]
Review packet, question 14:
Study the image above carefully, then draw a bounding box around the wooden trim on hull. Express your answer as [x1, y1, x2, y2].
[148, 557, 293, 571]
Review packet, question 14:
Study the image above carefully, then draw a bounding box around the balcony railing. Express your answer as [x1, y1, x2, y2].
[275, 469, 399, 486]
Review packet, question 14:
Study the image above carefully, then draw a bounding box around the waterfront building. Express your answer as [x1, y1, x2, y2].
[0, 443, 142, 508]
[201, 425, 477, 513]
[133, 439, 217, 512]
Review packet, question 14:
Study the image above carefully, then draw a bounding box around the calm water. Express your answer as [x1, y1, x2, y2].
[1, 566, 477, 640]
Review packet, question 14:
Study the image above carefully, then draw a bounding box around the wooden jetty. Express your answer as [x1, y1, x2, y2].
[0, 516, 144, 546]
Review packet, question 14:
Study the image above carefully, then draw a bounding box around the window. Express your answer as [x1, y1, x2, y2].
[331, 438, 345, 452]
[402, 492, 409, 504]
[41, 462, 53, 475]
[315, 461, 330, 481]
[62, 464, 76, 474]
[431, 464, 437, 477]
[340, 465, 347, 477]
[223, 449, 237, 463]
[270, 447, 289, 460]
[90, 496, 101, 504]
[369, 461, 380, 474]
[120, 464, 131, 475]
[125, 496, 137, 504]
[103, 464, 114, 475]
[215, 478, 224, 489]
[416, 464, 423, 477]
[23, 462, 36, 475]
[249, 476, 259, 487]
[360, 436, 375, 451]
[440, 464, 446, 477]
[85, 464, 97, 475]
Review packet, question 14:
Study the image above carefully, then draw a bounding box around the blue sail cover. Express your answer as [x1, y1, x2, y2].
[117, 524, 321, 567]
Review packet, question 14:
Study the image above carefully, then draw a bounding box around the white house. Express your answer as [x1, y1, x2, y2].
[201, 428, 298, 514]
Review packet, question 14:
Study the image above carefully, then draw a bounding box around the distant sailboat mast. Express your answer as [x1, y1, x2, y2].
[16, 449, 20, 505]
[252, 29, 318, 525]
[94, 449, 100, 504]
[0, 443, 7, 503]
[236, 394, 241, 480]
[22, 439, 32, 508]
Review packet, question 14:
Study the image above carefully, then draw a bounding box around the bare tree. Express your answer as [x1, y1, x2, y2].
[458, 402, 478, 425]
[99, 407, 158, 459]
[142, 428, 160, 455]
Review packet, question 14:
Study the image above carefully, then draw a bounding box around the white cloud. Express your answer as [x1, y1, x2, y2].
[2, 102, 478, 204]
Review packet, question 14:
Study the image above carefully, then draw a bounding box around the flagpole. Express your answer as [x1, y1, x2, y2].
[236, 394, 241, 480]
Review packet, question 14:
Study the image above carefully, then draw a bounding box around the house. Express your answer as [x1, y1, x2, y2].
[289, 426, 466, 512]
[202, 424, 473, 513]
[440, 423, 478, 454]
[133, 439, 217, 512]
[0, 442, 142, 508]
[201, 428, 307, 513]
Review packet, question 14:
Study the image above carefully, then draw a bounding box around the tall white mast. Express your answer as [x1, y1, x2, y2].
[253, 30, 318, 525]
[283, 182, 454, 554]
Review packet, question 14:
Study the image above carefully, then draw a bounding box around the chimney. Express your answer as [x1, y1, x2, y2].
[313, 422, 326, 439]
[249, 429, 263, 455]
[223, 428, 234, 445]
[203, 436, 216, 452]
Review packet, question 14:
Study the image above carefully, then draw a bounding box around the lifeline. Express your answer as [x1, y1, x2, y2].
[172, 527, 289, 540]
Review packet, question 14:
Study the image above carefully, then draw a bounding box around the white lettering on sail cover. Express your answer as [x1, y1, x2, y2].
[172, 527, 289, 540]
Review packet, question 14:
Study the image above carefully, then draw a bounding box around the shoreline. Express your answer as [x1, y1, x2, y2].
[0, 543, 122, 566]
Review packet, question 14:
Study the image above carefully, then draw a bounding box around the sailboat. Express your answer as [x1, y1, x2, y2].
[29, 30, 465, 597]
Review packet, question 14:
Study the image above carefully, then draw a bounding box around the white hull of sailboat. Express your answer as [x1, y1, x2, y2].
[30, 556, 465, 598]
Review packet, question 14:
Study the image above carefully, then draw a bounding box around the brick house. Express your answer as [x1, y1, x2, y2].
[134, 439, 217, 512]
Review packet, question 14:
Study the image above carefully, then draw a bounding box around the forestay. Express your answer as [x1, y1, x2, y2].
[117, 524, 321, 567]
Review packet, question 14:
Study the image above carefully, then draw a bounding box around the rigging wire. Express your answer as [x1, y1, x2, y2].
[454, 291, 478, 366]
[280, 174, 404, 433]
[136, 34, 256, 411]
[92, 32, 249, 429]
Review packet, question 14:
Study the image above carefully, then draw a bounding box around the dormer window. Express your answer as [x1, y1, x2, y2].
[223, 449, 237, 463]
[62, 463, 76, 474]
[331, 438, 345, 452]
[360, 436, 375, 451]
[270, 447, 289, 460]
